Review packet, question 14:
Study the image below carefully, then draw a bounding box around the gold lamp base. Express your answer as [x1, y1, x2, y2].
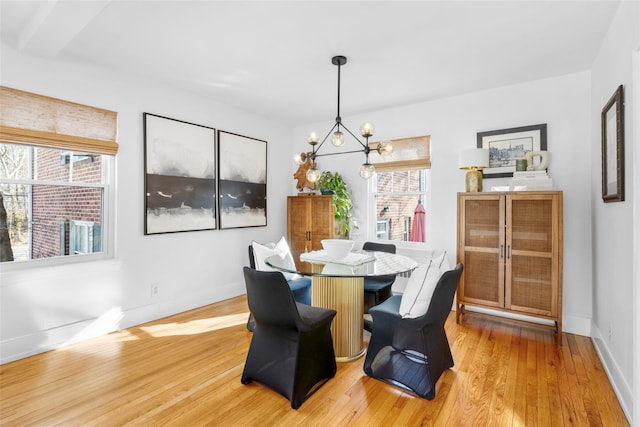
[465, 169, 483, 192]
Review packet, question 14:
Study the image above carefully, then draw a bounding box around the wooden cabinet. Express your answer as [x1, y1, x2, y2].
[287, 195, 335, 265]
[456, 191, 563, 339]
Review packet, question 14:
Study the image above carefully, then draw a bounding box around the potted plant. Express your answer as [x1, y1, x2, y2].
[317, 171, 353, 238]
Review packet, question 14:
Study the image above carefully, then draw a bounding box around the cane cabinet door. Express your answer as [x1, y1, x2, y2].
[506, 193, 562, 318]
[457, 193, 505, 309]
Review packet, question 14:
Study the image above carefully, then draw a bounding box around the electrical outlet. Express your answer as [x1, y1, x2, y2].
[151, 283, 160, 299]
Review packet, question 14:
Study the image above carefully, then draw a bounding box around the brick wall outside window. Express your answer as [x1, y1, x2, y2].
[31, 149, 102, 258]
[375, 170, 425, 242]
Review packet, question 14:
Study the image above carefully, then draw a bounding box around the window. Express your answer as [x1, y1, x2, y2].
[69, 220, 97, 255]
[368, 135, 430, 244]
[0, 145, 108, 261]
[372, 169, 429, 243]
[403, 217, 411, 241]
[0, 86, 117, 264]
[376, 219, 390, 240]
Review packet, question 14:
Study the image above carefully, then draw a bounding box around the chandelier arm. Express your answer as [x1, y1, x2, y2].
[313, 122, 340, 155]
[340, 123, 368, 149]
[314, 149, 366, 158]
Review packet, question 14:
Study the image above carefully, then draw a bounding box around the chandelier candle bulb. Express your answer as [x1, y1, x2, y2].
[306, 164, 321, 183]
[379, 141, 394, 156]
[331, 131, 344, 147]
[360, 122, 374, 137]
[359, 163, 375, 179]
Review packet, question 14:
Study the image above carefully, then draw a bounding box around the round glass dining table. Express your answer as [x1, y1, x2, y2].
[266, 250, 417, 361]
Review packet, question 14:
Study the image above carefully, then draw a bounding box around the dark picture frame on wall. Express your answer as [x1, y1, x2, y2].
[217, 130, 267, 229]
[143, 113, 217, 235]
[477, 123, 547, 178]
[601, 85, 625, 203]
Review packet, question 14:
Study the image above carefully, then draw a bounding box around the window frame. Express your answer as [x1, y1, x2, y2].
[0, 150, 115, 269]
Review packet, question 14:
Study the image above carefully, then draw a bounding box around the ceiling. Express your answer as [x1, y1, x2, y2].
[0, 1, 620, 127]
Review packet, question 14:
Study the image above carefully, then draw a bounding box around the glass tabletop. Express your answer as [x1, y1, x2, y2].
[265, 250, 418, 278]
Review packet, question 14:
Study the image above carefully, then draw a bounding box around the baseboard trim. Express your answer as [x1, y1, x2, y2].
[460, 306, 591, 337]
[0, 282, 245, 365]
[591, 323, 633, 424]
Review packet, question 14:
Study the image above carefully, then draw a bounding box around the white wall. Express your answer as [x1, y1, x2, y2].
[294, 71, 594, 336]
[589, 1, 638, 422]
[0, 43, 292, 363]
[2, 12, 637, 420]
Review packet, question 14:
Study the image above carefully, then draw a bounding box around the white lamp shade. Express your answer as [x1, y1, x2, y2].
[459, 148, 489, 170]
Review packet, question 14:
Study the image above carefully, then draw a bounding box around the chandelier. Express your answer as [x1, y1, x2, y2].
[295, 55, 393, 181]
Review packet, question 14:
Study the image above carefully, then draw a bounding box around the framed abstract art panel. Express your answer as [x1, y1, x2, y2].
[144, 113, 217, 234]
[217, 130, 267, 229]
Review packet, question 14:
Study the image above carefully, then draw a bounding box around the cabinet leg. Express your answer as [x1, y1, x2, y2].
[456, 304, 464, 324]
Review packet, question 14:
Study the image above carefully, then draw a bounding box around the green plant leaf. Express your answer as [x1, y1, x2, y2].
[317, 171, 353, 237]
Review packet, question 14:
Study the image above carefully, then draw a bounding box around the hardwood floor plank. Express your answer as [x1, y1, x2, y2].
[485, 321, 514, 426]
[542, 333, 564, 426]
[0, 296, 629, 426]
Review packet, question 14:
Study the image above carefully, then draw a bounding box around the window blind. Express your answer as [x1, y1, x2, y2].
[368, 135, 430, 171]
[0, 86, 118, 155]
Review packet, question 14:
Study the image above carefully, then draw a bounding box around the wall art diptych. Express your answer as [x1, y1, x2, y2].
[144, 113, 217, 234]
[217, 130, 267, 229]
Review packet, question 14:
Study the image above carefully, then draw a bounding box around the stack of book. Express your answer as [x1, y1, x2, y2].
[509, 170, 553, 191]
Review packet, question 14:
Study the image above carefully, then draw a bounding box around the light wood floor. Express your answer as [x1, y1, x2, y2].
[0, 295, 629, 426]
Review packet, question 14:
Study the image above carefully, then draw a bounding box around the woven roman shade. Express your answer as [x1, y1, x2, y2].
[0, 86, 118, 155]
[368, 135, 430, 172]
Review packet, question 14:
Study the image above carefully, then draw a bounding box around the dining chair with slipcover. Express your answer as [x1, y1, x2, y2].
[246, 238, 312, 331]
[241, 267, 337, 409]
[363, 263, 463, 400]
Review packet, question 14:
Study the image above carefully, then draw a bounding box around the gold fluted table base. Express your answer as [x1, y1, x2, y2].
[311, 265, 365, 362]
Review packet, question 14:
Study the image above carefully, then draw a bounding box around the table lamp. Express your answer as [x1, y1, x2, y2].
[459, 148, 489, 192]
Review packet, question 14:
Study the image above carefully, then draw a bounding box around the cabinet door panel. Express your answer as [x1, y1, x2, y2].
[310, 197, 334, 250]
[510, 198, 553, 253]
[464, 199, 501, 248]
[508, 255, 553, 315]
[463, 250, 503, 306]
[288, 198, 310, 261]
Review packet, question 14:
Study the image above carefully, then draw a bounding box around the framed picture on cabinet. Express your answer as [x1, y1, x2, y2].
[601, 85, 625, 202]
[477, 123, 547, 178]
[217, 130, 267, 229]
[143, 113, 217, 235]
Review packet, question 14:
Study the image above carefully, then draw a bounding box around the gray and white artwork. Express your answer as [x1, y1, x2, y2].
[477, 124, 547, 178]
[218, 131, 267, 229]
[144, 113, 217, 234]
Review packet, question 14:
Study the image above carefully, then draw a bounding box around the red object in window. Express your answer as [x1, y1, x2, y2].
[409, 201, 426, 242]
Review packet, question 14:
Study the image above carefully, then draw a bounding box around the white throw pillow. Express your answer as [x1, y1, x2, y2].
[399, 252, 449, 318]
[251, 237, 297, 281]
